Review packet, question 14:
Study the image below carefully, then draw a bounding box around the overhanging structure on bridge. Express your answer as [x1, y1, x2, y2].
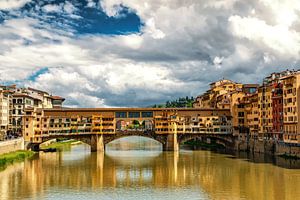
[23, 108, 233, 151]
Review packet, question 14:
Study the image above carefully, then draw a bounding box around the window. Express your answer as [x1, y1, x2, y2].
[238, 119, 244, 124]
[128, 112, 140, 118]
[141, 112, 153, 118]
[238, 112, 244, 117]
[116, 112, 127, 118]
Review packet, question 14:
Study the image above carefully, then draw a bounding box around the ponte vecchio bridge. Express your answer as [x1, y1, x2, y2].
[23, 108, 234, 151]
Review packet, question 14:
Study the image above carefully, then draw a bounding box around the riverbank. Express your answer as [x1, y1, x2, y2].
[0, 150, 36, 170]
[40, 139, 82, 151]
[237, 138, 300, 159]
[0, 138, 24, 155]
[184, 138, 300, 160]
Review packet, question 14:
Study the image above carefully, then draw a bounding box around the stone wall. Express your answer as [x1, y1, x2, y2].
[275, 143, 300, 157]
[0, 138, 24, 155]
[236, 138, 300, 158]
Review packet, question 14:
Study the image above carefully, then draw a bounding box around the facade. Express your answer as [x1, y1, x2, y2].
[272, 82, 283, 139]
[193, 70, 300, 144]
[281, 72, 300, 144]
[258, 85, 273, 137]
[0, 89, 11, 140]
[11, 93, 41, 136]
[0, 85, 64, 140]
[193, 79, 244, 109]
[23, 108, 233, 144]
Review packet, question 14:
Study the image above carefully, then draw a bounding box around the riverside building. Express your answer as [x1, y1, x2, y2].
[280, 71, 300, 144]
[0, 85, 64, 140]
[193, 69, 300, 144]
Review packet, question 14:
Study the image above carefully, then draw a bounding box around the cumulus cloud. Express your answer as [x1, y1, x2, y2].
[42, 4, 63, 13]
[0, 0, 300, 107]
[0, 0, 30, 10]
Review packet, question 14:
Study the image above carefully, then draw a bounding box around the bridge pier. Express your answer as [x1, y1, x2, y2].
[91, 135, 105, 152]
[163, 134, 179, 151]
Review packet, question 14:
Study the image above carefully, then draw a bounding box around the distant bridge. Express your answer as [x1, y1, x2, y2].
[24, 108, 236, 151]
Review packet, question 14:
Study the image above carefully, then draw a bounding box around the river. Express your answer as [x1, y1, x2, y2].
[0, 143, 299, 200]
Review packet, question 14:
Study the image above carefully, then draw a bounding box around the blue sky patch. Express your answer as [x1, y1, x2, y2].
[28, 67, 49, 81]
[0, 0, 143, 36]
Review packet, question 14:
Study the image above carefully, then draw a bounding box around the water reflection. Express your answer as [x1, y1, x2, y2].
[0, 144, 299, 200]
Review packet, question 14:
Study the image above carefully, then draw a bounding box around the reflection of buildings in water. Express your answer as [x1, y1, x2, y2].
[0, 145, 299, 200]
[0, 163, 24, 200]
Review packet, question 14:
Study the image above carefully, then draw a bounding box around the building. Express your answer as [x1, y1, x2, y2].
[193, 70, 300, 144]
[272, 82, 283, 140]
[0, 85, 65, 140]
[258, 85, 273, 137]
[23, 108, 233, 144]
[193, 79, 244, 109]
[0, 89, 11, 140]
[280, 72, 300, 144]
[11, 93, 42, 135]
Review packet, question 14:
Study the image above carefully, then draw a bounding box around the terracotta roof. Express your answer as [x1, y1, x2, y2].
[51, 96, 65, 101]
[27, 87, 49, 95]
[279, 71, 300, 80]
[243, 84, 259, 88]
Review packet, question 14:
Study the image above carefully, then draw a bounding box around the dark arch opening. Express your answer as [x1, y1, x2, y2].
[181, 135, 234, 150]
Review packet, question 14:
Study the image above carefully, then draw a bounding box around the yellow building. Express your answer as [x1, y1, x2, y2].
[23, 108, 233, 145]
[280, 72, 300, 144]
[246, 94, 259, 138]
[258, 85, 273, 137]
[193, 79, 244, 109]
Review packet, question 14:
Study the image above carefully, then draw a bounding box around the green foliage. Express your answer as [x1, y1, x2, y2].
[165, 96, 195, 108]
[40, 139, 80, 151]
[151, 96, 194, 108]
[0, 150, 36, 170]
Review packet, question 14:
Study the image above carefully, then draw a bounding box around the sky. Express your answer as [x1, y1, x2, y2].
[0, 0, 299, 107]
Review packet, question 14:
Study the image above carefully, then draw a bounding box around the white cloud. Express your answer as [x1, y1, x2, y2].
[0, 0, 30, 10]
[42, 4, 63, 13]
[145, 18, 165, 39]
[86, 0, 96, 8]
[229, 15, 300, 58]
[63, 1, 76, 14]
[1, 0, 300, 107]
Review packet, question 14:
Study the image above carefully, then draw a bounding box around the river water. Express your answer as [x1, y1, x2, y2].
[0, 144, 300, 200]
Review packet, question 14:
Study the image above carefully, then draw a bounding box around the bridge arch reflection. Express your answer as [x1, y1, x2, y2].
[106, 136, 162, 151]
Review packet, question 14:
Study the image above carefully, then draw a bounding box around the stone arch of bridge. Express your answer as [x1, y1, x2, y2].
[103, 131, 166, 146]
[29, 135, 94, 150]
[105, 135, 163, 150]
[178, 134, 235, 148]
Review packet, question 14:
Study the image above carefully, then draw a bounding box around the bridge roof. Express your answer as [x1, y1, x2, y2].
[43, 107, 231, 112]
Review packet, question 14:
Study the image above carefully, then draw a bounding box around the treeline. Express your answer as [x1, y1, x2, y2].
[152, 96, 194, 108]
